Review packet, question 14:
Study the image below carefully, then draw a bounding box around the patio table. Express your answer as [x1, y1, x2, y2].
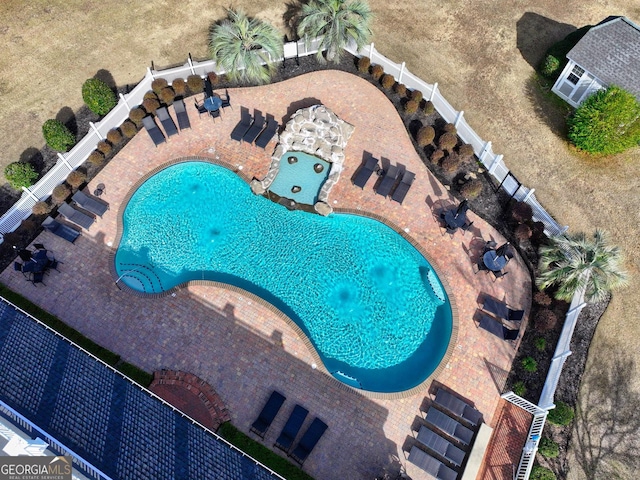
[444, 210, 467, 229]
[204, 96, 222, 111]
[483, 250, 507, 272]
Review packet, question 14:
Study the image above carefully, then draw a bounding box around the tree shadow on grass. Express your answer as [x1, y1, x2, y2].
[516, 12, 576, 70]
[569, 342, 640, 479]
[523, 74, 572, 140]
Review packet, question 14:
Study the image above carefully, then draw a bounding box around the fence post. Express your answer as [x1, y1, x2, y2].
[147, 67, 155, 80]
[429, 82, 438, 102]
[398, 62, 405, 83]
[89, 122, 104, 141]
[369, 42, 374, 61]
[119, 93, 131, 112]
[479, 141, 492, 164]
[57, 153, 73, 171]
[21, 187, 39, 202]
[188, 53, 196, 75]
[454, 110, 464, 127]
[523, 188, 535, 202]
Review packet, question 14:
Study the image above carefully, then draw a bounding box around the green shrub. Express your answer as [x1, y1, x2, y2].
[82, 78, 117, 116]
[172, 78, 186, 96]
[159, 87, 175, 105]
[443, 123, 457, 135]
[535, 337, 547, 351]
[394, 83, 407, 96]
[548, 401, 575, 426]
[540, 54, 561, 78]
[533, 291, 552, 307]
[51, 184, 71, 204]
[404, 100, 419, 114]
[120, 120, 138, 138]
[459, 178, 483, 199]
[410, 89, 423, 103]
[423, 100, 435, 115]
[187, 75, 204, 94]
[87, 150, 105, 167]
[128, 107, 146, 126]
[4, 162, 38, 189]
[66, 170, 86, 188]
[534, 309, 557, 332]
[512, 201, 533, 223]
[357, 56, 370, 73]
[441, 153, 462, 174]
[371, 64, 384, 80]
[32, 201, 50, 216]
[531, 465, 556, 480]
[521, 356, 537, 372]
[458, 143, 474, 159]
[381, 73, 395, 90]
[539, 437, 559, 458]
[438, 132, 457, 151]
[417, 126, 435, 146]
[567, 86, 640, 155]
[151, 78, 168, 94]
[106, 128, 123, 145]
[515, 223, 533, 241]
[431, 149, 445, 164]
[42, 119, 75, 152]
[142, 97, 160, 114]
[542, 24, 592, 81]
[512, 380, 526, 396]
[96, 140, 112, 155]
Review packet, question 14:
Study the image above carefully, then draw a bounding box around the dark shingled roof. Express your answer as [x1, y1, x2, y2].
[0, 298, 281, 480]
[567, 16, 640, 99]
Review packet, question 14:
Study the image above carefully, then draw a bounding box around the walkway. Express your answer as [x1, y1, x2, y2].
[0, 70, 531, 479]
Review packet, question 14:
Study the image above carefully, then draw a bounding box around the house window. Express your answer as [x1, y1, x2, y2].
[567, 65, 585, 85]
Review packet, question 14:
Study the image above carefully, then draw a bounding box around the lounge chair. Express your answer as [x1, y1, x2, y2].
[376, 164, 400, 197]
[72, 191, 108, 217]
[58, 203, 94, 230]
[230, 107, 253, 141]
[289, 417, 328, 465]
[156, 106, 178, 137]
[391, 170, 415, 204]
[142, 116, 166, 147]
[482, 297, 524, 321]
[434, 389, 483, 427]
[408, 445, 458, 480]
[173, 98, 191, 130]
[416, 425, 465, 467]
[250, 391, 286, 439]
[478, 314, 519, 341]
[352, 156, 378, 189]
[255, 117, 279, 149]
[274, 404, 309, 452]
[424, 407, 474, 446]
[242, 111, 266, 144]
[42, 217, 81, 243]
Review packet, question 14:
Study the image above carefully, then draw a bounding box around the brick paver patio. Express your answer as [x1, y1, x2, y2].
[1, 71, 531, 479]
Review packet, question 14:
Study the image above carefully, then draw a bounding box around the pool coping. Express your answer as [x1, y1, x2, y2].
[109, 156, 458, 401]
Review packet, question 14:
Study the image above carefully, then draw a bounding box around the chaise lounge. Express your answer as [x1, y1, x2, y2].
[482, 297, 525, 322]
[416, 425, 465, 467]
[391, 170, 415, 204]
[72, 191, 108, 217]
[58, 203, 94, 230]
[255, 116, 279, 149]
[289, 417, 328, 465]
[42, 217, 80, 243]
[408, 445, 458, 480]
[142, 116, 166, 147]
[173, 98, 191, 130]
[478, 313, 519, 341]
[352, 156, 378, 189]
[376, 164, 400, 197]
[156, 106, 179, 137]
[230, 107, 253, 142]
[242, 111, 266, 144]
[274, 404, 308, 453]
[424, 407, 474, 446]
[433, 389, 483, 427]
[250, 391, 286, 439]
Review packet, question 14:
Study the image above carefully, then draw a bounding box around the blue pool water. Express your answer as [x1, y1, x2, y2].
[267, 151, 330, 205]
[114, 161, 453, 393]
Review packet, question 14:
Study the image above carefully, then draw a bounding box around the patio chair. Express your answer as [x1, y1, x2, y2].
[478, 314, 519, 341]
[416, 425, 465, 467]
[230, 107, 253, 141]
[391, 170, 415, 204]
[424, 407, 474, 446]
[407, 445, 458, 480]
[209, 108, 221, 122]
[42, 217, 81, 243]
[142, 116, 166, 147]
[274, 404, 309, 452]
[460, 220, 474, 235]
[58, 203, 94, 230]
[289, 417, 328, 465]
[173, 98, 191, 130]
[195, 101, 208, 118]
[255, 117, 279, 149]
[375, 164, 400, 197]
[156, 106, 178, 137]
[14, 262, 26, 277]
[220, 89, 232, 110]
[250, 390, 286, 439]
[352, 156, 378, 189]
[72, 191, 108, 217]
[242, 111, 266, 144]
[434, 389, 483, 427]
[26, 271, 46, 287]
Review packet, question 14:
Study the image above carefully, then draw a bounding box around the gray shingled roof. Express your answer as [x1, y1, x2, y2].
[567, 17, 640, 99]
[0, 298, 281, 480]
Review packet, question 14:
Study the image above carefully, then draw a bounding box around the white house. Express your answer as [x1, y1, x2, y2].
[552, 16, 640, 107]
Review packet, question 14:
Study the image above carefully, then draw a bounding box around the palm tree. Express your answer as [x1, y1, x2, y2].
[536, 230, 628, 302]
[209, 9, 283, 85]
[297, 0, 373, 63]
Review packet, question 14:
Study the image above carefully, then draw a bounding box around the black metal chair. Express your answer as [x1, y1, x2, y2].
[460, 220, 474, 235]
[195, 101, 208, 118]
[33, 243, 46, 250]
[491, 269, 509, 281]
[209, 108, 221, 122]
[220, 89, 232, 110]
[14, 262, 25, 276]
[27, 271, 46, 287]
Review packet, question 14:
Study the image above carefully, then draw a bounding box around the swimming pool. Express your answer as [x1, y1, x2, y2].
[267, 152, 330, 205]
[114, 161, 453, 393]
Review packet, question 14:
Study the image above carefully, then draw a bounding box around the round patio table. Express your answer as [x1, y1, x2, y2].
[483, 250, 507, 272]
[204, 96, 222, 111]
[444, 210, 467, 229]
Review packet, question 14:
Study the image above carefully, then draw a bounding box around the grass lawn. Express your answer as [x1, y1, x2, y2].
[1, 1, 638, 478]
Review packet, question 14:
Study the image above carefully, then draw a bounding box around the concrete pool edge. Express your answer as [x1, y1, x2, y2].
[110, 156, 459, 400]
